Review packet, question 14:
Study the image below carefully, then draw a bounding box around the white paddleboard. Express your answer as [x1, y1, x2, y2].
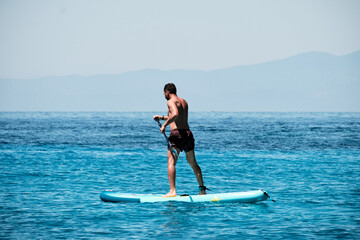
[100, 190, 270, 203]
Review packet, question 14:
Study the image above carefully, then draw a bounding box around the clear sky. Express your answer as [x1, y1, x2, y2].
[0, 0, 359, 79]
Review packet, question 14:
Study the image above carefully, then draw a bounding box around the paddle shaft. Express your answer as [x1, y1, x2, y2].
[156, 119, 179, 158]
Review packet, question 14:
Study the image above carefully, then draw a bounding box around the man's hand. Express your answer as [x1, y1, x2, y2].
[160, 125, 166, 133]
[153, 115, 161, 121]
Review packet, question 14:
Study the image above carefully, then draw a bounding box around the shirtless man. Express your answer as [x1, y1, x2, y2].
[153, 83, 207, 197]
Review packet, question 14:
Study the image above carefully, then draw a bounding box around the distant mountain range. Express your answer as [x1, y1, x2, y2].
[1, 51, 359, 111]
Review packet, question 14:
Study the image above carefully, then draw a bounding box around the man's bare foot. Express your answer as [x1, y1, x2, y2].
[162, 191, 177, 197]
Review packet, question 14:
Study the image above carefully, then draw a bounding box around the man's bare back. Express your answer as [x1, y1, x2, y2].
[167, 96, 190, 131]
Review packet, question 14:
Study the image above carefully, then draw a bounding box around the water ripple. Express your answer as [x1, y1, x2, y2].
[0, 112, 359, 239]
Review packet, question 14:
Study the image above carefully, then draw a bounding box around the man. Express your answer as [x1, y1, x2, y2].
[153, 83, 207, 197]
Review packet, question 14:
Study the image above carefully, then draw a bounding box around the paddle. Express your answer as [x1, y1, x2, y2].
[155, 119, 179, 158]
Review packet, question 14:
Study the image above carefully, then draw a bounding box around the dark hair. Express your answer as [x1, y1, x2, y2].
[164, 83, 177, 94]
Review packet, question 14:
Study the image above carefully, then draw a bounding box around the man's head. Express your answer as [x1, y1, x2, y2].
[164, 83, 177, 100]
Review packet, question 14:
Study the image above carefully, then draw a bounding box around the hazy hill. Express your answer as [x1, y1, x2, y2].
[1, 51, 359, 111]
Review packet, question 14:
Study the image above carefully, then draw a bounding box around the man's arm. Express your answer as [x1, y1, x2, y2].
[153, 115, 168, 121]
[160, 101, 178, 133]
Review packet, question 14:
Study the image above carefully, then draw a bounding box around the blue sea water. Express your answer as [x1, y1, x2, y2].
[0, 112, 359, 239]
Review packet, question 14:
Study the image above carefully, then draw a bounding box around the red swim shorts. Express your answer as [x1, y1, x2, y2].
[168, 129, 195, 152]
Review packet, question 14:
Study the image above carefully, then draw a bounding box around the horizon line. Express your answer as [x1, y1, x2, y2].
[1, 110, 359, 113]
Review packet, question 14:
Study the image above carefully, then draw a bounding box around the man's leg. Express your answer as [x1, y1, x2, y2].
[185, 150, 206, 195]
[163, 147, 179, 197]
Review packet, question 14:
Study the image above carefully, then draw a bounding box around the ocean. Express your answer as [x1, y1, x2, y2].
[0, 112, 359, 239]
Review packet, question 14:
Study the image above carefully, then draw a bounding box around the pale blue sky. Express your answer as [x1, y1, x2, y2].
[0, 0, 359, 79]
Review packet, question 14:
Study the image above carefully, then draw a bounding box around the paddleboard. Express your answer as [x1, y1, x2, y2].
[100, 190, 270, 203]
